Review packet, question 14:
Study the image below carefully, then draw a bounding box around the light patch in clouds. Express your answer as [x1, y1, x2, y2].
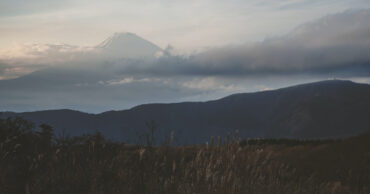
[255, 85, 273, 91]
[104, 77, 153, 86]
[182, 77, 244, 92]
[0, 66, 34, 80]
[347, 77, 370, 84]
[0, 43, 93, 79]
[0, 43, 89, 61]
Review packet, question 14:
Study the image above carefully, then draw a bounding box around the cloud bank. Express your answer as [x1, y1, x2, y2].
[139, 9, 370, 77]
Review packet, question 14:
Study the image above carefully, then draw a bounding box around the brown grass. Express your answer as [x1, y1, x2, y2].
[1, 117, 369, 194]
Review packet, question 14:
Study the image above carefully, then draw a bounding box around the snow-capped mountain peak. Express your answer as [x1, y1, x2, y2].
[96, 32, 163, 59]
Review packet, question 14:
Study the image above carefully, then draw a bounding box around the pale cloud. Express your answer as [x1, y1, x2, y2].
[0, 43, 94, 79]
[255, 85, 273, 91]
[182, 77, 244, 92]
[104, 77, 154, 86]
[0, 66, 34, 80]
[107, 77, 134, 85]
[347, 77, 370, 84]
[0, 43, 89, 61]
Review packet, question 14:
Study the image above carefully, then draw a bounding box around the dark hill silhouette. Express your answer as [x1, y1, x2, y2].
[2, 80, 370, 144]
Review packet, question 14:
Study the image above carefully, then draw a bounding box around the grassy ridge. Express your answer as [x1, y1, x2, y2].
[1, 117, 369, 194]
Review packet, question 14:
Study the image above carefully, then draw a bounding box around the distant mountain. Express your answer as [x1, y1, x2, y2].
[0, 32, 177, 112]
[96, 32, 163, 59]
[2, 80, 370, 144]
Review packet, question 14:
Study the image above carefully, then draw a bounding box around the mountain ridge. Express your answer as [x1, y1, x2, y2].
[2, 79, 370, 144]
[4, 79, 356, 114]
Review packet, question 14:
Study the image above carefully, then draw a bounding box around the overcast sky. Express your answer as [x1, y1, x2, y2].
[1, 1, 370, 113]
[1, 0, 370, 52]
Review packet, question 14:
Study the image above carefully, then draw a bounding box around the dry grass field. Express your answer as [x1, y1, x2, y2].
[1, 117, 369, 194]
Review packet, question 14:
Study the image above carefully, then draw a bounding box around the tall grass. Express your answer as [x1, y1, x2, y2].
[0, 117, 369, 193]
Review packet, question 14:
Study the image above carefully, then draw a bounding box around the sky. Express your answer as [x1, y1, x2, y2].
[1, 0, 370, 51]
[1, 0, 370, 113]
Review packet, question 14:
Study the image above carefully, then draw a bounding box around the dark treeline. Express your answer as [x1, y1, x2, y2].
[1, 116, 369, 194]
